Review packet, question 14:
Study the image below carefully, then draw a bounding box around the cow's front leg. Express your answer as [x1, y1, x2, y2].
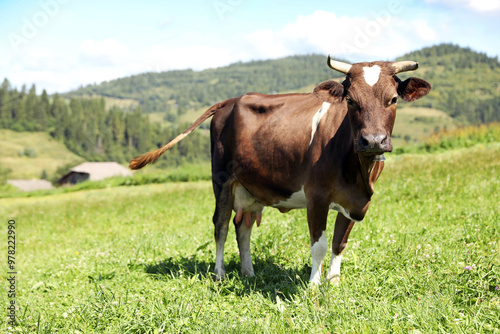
[307, 201, 329, 285]
[234, 212, 256, 277]
[327, 213, 354, 285]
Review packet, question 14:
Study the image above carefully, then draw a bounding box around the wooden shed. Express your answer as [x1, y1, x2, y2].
[58, 162, 132, 186]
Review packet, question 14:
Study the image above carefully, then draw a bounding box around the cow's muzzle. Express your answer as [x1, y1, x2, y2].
[357, 133, 392, 154]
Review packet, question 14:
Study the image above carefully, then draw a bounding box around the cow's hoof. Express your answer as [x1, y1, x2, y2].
[309, 277, 322, 286]
[241, 267, 255, 277]
[212, 270, 226, 281]
[241, 271, 255, 278]
[327, 274, 340, 285]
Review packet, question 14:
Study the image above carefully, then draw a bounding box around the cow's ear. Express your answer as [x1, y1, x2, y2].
[313, 80, 344, 103]
[395, 76, 431, 102]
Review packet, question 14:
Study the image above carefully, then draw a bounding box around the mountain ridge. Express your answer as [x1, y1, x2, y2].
[63, 43, 500, 125]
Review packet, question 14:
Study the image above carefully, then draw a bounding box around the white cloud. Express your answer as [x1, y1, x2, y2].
[243, 10, 439, 62]
[79, 38, 130, 66]
[468, 0, 500, 11]
[18, 48, 74, 72]
[410, 19, 438, 42]
[246, 29, 291, 59]
[425, 0, 500, 12]
[145, 44, 238, 72]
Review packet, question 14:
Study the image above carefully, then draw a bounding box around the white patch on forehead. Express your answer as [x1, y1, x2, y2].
[310, 102, 331, 146]
[363, 65, 381, 87]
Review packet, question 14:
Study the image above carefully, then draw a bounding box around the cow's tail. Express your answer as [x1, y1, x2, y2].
[129, 99, 231, 170]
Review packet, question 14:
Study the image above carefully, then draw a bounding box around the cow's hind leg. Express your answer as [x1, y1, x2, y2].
[327, 213, 354, 285]
[213, 179, 233, 280]
[234, 212, 256, 277]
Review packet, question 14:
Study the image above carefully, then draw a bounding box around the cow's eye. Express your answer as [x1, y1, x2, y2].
[390, 96, 398, 105]
[346, 97, 355, 106]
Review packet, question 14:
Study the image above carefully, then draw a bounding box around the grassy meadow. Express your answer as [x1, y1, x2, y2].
[0, 130, 83, 180]
[391, 107, 457, 147]
[1, 139, 500, 332]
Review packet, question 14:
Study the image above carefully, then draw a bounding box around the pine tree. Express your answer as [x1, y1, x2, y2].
[24, 84, 37, 130]
[0, 79, 8, 127]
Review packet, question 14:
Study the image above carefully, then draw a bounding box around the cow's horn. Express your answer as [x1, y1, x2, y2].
[327, 55, 352, 74]
[393, 61, 419, 74]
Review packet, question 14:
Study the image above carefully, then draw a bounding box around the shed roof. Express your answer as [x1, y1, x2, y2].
[68, 162, 132, 181]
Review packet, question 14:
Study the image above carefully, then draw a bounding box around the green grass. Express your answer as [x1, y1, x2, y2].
[1, 144, 499, 333]
[0, 129, 84, 179]
[0, 162, 211, 199]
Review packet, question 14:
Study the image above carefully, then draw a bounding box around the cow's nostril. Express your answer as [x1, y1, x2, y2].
[361, 137, 369, 147]
[381, 135, 387, 145]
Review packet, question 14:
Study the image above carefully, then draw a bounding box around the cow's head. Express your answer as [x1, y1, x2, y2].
[325, 56, 431, 156]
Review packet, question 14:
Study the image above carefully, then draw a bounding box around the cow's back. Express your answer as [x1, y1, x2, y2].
[211, 92, 326, 205]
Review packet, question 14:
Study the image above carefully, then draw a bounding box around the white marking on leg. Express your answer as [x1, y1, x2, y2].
[214, 217, 229, 280]
[327, 253, 342, 285]
[310, 102, 331, 145]
[309, 230, 328, 285]
[363, 65, 381, 86]
[214, 238, 226, 280]
[237, 221, 255, 277]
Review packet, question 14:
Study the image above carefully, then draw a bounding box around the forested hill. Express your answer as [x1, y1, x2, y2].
[396, 44, 500, 124]
[64, 43, 500, 125]
[64, 55, 343, 118]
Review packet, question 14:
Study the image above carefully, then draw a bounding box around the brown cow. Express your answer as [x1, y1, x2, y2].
[130, 56, 431, 285]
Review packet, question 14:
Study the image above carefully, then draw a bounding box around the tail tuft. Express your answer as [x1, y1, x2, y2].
[129, 152, 157, 170]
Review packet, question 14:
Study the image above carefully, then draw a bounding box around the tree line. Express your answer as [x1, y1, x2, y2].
[65, 45, 500, 126]
[396, 43, 500, 124]
[0, 79, 210, 166]
[65, 55, 343, 121]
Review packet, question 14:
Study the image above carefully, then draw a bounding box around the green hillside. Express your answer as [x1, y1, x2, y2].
[64, 55, 342, 117]
[65, 43, 500, 126]
[396, 44, 500, 124]
[0, 129, 83, 180]
[391, 107, 457, 146]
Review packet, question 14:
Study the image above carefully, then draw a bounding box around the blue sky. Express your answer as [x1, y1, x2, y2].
[1, 0, 499, 93]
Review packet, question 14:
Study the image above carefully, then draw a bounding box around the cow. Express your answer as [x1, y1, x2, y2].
[129, 56, 431, 285]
